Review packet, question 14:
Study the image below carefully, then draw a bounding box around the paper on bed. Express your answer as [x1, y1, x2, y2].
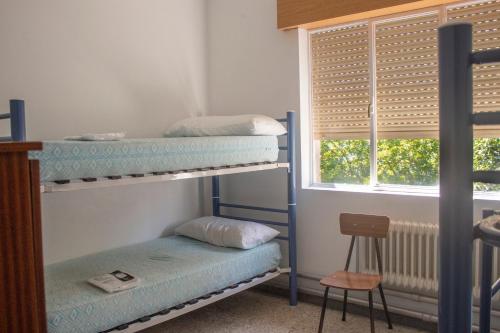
[64, 132, 126, 141]
[88, 270, 139, 293]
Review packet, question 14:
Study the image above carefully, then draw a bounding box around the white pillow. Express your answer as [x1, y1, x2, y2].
[175, 216, 280, 249]
[164, 114, 287, 137]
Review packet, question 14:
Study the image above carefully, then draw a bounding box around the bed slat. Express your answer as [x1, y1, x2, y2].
[103, 269, 283, 333]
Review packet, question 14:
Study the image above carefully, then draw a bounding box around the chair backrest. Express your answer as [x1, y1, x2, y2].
[340, 213, 390, 275]
[340, 213, 390, 238]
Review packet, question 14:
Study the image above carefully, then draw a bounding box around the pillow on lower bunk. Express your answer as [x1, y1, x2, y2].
[175, 216, 280, 249]
[164, 114, 287, 137]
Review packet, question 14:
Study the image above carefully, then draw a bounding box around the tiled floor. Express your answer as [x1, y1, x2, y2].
[144, 290, 429, 333]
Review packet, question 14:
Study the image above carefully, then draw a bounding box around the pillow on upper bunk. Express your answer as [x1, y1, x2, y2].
[175, 216, 280, 249]
[164, 114, 287, 137]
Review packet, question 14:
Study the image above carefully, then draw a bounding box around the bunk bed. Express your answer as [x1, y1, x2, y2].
[31, 135, 289, 193]
[438, 22, 500, 333]
[0, 100, 298, 333]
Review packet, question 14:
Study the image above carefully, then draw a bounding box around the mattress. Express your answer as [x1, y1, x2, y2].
[29, 136, 279, 182]
[45, 235, 281, 333]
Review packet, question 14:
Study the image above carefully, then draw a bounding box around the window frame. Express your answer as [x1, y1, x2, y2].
[300, 0, 499, 196]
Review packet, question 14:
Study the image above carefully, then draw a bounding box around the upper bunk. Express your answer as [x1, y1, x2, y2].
[33, 136, 289, 193]
[0, 100, 294, 193]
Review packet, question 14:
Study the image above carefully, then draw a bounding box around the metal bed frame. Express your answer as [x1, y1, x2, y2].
[0, 99, 26, 142]
[1, 99, 298, 332]
[213, 112, 298, 307]
[439, 22, 500, 333]
[475, 209, 500, 333]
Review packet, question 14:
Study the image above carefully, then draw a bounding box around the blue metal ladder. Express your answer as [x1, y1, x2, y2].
[471, 36, 500, 333]
[439, 22, 500, 333]
[211, 111, 298, 306]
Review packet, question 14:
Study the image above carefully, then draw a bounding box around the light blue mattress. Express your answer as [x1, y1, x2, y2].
[30, 136, 279, 182]
[44, 235, 281, 333]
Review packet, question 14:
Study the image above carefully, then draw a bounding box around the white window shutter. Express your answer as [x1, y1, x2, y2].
[448, 0, 500, 138]
[375, 13, 440, 139]
[310, 23, 370, 140]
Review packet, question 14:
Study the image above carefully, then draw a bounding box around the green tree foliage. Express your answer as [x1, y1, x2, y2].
[320, 140, 370, 185]
[320, 138, 499, 191]
[377, 139, 439, 186]
[473, 138, 500, 191]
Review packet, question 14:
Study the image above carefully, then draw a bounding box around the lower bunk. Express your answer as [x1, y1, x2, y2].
[45, 235, 282, 333]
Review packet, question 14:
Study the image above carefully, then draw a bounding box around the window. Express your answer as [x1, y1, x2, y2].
[375, 13, 440, 187]
[308, 0, 500, 191]
[310, 23, 370, 185]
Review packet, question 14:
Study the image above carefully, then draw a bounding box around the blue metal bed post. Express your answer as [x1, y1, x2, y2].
[212, 176, 220, 217]
[438, 22, 474, 333]
[479, 209, 495, 333]
[10, 99, 26, 142]
[287, 111, 298, 306]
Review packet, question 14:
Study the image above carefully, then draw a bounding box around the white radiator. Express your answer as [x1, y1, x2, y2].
[360, 220, 500, 301]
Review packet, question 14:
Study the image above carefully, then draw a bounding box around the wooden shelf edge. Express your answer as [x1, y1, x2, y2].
[0, 142, 42, 153]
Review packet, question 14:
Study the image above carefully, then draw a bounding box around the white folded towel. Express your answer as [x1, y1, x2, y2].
[64, 132, 126, 141]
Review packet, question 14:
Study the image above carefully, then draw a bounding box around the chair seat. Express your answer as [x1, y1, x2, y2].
[320, 271, 382, 291]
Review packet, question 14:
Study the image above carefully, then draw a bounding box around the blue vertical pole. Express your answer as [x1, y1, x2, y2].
[9, 99, 26, 142]
[479, 209, 495, 333]
[438, 23, 473, 333]
[212, 176, 220, 217]
[287, 111, 298, 306]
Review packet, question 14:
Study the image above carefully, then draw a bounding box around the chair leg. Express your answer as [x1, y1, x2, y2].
[368, 290, 375, 333]
[378, 284, 393, 329]
[342, 289, 348, 321]
[318, 287, 330, 333]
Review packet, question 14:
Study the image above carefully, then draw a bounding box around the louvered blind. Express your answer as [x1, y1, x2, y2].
[448, 0, 500, 138]
[375, 13, 440, 139]
[310, 0, 500, 141]
[310, 23, 370, 140]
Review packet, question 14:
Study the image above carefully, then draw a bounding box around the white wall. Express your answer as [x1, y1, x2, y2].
[1, 0, 499, 318]
[207, 0, 500, 316]
[0, 0, 208, 264]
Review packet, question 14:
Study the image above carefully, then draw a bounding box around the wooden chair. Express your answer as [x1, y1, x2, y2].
[317, 213, 393, 333]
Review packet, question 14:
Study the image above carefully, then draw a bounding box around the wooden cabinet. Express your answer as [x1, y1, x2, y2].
[0, 142, 46, 333]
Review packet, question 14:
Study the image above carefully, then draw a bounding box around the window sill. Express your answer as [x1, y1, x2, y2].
[304, 183, 500, 201]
